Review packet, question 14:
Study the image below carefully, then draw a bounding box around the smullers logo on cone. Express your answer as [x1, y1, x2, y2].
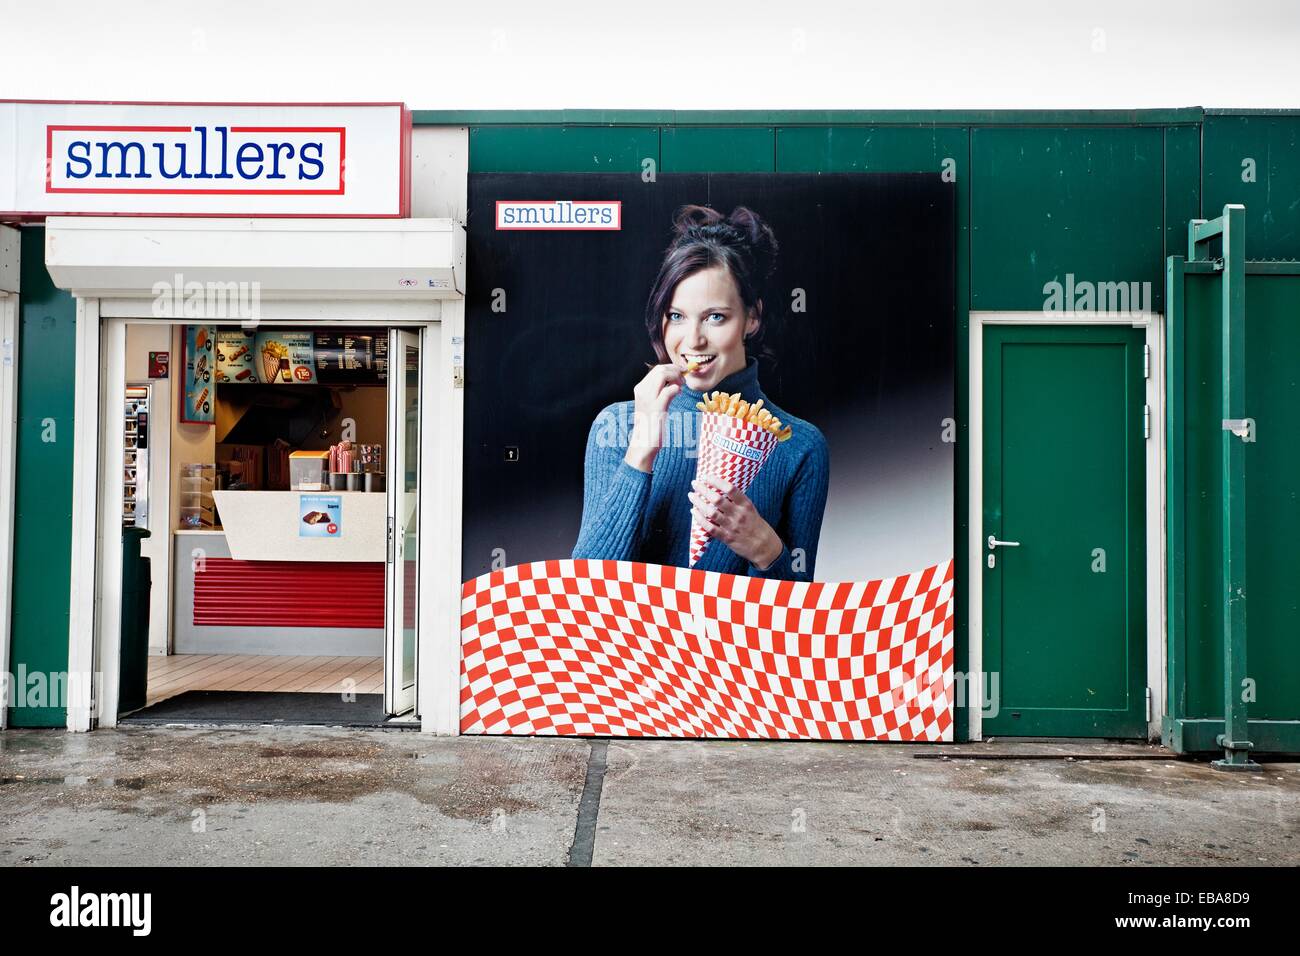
[710, 432, 765, 462]
[689, 412, 780, 567]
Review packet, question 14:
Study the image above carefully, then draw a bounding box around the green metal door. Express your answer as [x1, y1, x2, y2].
[983, 325, 1147, 737]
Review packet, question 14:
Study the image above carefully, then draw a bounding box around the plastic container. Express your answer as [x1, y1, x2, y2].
[289, 450, 330, 491]
[179, 463, 216, 528]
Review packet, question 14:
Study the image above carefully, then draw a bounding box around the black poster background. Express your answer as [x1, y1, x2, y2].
[463, 173, 955, 582]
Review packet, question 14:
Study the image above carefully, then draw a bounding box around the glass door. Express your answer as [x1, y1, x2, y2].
[385, 329, 421, 716]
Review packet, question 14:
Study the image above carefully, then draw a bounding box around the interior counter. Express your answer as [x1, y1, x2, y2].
[213, 490, 386, 562]
[171, 526, 384, 656]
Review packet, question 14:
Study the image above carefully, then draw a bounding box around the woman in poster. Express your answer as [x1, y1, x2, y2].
[573, 205, 829, 581]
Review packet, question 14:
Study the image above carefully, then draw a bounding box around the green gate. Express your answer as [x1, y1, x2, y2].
[1165, 204, 1300, 763]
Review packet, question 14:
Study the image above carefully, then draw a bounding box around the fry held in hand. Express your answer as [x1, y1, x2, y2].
[695, 390, 794, 442]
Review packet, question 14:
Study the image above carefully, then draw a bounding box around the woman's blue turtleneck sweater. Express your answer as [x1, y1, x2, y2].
[572, 359, 829, 581]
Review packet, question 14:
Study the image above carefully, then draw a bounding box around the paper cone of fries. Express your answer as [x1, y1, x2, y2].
[689, 392, 791, 567]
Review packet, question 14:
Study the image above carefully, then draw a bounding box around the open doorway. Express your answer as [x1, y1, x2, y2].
[115, 321, 421, 727]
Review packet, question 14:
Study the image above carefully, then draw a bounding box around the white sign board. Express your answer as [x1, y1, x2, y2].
[0, 102, 409, 217]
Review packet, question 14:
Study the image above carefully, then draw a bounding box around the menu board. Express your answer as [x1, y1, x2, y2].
[253, 331, 317, 385]
[215, 331, 258, 384]
[181, 325, 215, 424]
[313, 332, 389, 385]
[208, 329, 387, 386]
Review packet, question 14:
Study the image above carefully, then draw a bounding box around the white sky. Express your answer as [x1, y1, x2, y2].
[1, 1, 1298, 110]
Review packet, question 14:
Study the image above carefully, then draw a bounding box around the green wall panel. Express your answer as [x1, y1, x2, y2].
[1204, 115, 1300, 260]
[8, 227, 75, 728]
[776, 126, 964, 174]
[1177, 273, 1300, 723]
[660, 127, 774, 172]
[1164, 125, 1202, 264]
[468, 125, 658, 172]
[971, 127, 1165, 311]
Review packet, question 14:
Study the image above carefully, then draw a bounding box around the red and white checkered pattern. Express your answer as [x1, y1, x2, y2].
[460, 558, 954, 741]
[689, 412, 779, 566]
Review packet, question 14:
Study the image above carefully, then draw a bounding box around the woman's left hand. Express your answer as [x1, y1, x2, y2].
[689, 477, 784, 571]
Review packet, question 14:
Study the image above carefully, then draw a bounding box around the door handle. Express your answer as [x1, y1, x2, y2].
[987, 535, 1021, 549]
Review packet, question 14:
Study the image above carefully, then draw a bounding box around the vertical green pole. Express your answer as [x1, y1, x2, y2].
[1214, 204, 1257, 770]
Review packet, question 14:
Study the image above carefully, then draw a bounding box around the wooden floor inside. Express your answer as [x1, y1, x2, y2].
[146, 654, 384, 707]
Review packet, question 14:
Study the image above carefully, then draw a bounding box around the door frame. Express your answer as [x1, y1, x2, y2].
[67, 300, 464, 735]
[968, 310, 1166, 741]
[385, 328, 421, 716]
[0, 289, 17, 731]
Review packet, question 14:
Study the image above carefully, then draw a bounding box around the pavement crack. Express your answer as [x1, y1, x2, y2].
[566, 740, 609, 867]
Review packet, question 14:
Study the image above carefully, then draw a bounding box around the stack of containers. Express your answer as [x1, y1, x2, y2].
[327, 442, 384, 491]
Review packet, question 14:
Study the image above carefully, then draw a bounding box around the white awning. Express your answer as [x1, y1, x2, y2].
[43, 216, 464, 300]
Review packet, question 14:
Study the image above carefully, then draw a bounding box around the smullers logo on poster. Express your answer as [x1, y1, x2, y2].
[711, 432, 764, 462]
[495, 199, 621, 230]
[46, 124, 344, 194]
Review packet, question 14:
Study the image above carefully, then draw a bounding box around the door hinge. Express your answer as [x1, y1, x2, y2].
[1143, 404, 1151, 439]
[1, 337, 13, 368]
[1146, 686, 1152, 722]
[1143, 344, 1150, 379]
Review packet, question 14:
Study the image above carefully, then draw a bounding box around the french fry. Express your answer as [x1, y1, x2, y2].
[696, 388, 795, 441]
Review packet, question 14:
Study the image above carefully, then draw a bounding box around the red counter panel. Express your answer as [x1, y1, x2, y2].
[193, 558, 385, 629]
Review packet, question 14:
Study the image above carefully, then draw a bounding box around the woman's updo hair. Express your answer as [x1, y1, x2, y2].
[644, 205, 779, 363]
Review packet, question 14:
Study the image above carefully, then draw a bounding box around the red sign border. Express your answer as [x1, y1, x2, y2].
[494, 199, 624, 232]
[1, 99, 409, 220]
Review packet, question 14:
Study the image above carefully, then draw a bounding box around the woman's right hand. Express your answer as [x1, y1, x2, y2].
[624, 364, 683, 473]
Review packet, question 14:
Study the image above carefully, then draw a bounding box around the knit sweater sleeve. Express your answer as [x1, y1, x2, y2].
[749, 425, 830, 582]
[572, 404, 652, 562]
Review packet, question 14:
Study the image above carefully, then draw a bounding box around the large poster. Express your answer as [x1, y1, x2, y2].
[463, 173, 955, 740]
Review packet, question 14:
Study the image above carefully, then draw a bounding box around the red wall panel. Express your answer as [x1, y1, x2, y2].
[193, 558, 384, 629]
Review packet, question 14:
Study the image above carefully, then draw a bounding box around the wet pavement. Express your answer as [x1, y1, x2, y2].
[1, 727, 1296, 866]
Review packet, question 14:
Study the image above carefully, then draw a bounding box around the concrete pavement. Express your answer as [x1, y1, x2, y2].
[1, 727, 1296, 866]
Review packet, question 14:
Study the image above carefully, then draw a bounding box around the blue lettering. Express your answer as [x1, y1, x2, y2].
[235, 142, 264, 180]
[601, 207, 612, 224]
[503, 208, 515, 224]
[193, 126, 212, 179]
[95, 141, 148, 179]
[298, 142, 324, 180]
[213, 127, 234, 179]
[266, 142, 295, 179]
[65, 141, 92, 179]
[153, 142, 192, 180]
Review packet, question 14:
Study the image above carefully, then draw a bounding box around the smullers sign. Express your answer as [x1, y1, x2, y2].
[495, 199, 622, 230]
[51, 125, 338, 192]
[0, 101, 410, 216]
